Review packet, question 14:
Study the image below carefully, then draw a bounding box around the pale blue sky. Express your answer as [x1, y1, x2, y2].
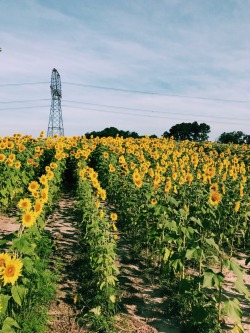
[0, 0, 250, 140]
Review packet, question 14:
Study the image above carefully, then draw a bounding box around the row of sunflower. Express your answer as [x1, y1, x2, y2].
[0, 133, 49, 211]
[69, 142, 119, 331]
[0, 133, 68, 332]
[90, 136, 249, 332]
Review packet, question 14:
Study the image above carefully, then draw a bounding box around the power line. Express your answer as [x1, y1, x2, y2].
[0, 99, 50, 104]
[62, 104, 250, 126]
[62, 100, 250, 122]
[0, 98, 249, 122]
[0, 105, 49, 110]
[0, 80, 250, 104]
[63, 82, 250, 104]
[0, 82, 49, 87]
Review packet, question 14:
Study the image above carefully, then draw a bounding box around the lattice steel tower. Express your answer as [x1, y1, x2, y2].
[47, 68, 64, 136]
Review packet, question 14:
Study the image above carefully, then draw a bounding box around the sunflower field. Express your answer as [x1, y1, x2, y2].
[0, 132, 249, 333]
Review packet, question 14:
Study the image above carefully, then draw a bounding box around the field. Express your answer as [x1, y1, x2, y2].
[0, 133, 249, 333]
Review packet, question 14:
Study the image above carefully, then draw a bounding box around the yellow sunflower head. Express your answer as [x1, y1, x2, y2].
[1, 257, 23, 286]
[0, 253, 11, 271]
[209, 191, 222, 206]
[28, 181, 40, 193]
[110, 213, 118, 221]
[234, 201, 240, 213]
[34, 199, 44, 216]
[22, 211, 36, 228]
[17, 198, 32, 211]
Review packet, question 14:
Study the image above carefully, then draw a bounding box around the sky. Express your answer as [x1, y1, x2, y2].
[0, 0, 250, 141]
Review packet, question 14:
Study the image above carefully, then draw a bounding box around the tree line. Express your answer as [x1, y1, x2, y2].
[85, 122, 250, 144]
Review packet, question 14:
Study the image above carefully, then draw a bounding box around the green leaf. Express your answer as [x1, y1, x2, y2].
[205, 237, 219, 252]
[185, 248, 197, 260]
[0, 239, 8, 246]
[22, 257, 34, 273]
[228, 258, 244, 280]
[11, 285, 27, 306]
[179, 208, 187, 217]
[190, 216, 203, 227]
[0, 295, 11, 315]
[0, 324, 15, 333]
[213, 272, 224, 290]
[11, 236, 36, 255]
[223, 298, 242, 324]
[2, 318, 20, 329]
[234, 278, 250, 299]
[203, 270, 215, 288]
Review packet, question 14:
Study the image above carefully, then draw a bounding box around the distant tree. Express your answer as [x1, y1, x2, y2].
[85, 127, 140, 138]
[217, 131, 250, 144]
[163, 122, 210, 141]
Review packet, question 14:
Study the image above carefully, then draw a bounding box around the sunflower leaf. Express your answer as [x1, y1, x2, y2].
[11, 285, 27, 306]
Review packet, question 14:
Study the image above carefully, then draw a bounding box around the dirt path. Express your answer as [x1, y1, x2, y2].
[116, 235, 181, 333]
[45, 191, 86, 333]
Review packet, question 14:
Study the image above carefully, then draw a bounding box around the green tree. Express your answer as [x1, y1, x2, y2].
[217, 131, 250, 144]
[85, 127, 140, 138]
[163, 122, 210, 141]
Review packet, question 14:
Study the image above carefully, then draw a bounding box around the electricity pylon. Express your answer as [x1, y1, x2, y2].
[47, 68, 64, 137]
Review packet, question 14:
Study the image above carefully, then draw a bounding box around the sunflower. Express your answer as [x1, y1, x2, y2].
[209, 191, 222, 206]
[210, 183, 219, 192]
[27, 158, 34, 165]
[28, 181, 40, 193]
[22, 211, 36, 228]
[99, 189, 106, 201]
[50, 162, 58, 169]
[41, 188, 49, 203]
[186, 173, 193, 186]
[103, 152, 109, 159]
[17, 198, 32, 211]
[7, 141, 14, 149]
[46, 170, 54, 180]
[39, 174, 48, 185]
[134, 179, 143, 188]
[14, 161, 21, 169]
[40, 130, 45, 137]
[0, 253, 11, 271]
[1, 257, 23, 286]
[34, 199, 44, 216]
[110, 213, 118, 221]
[0, 154, 6, 162]
[133, 171, 141, 182]
[164, 181, 172, 194]
[151, 198, 157, 205]
[234, 201, 240, 213]
[109, 164, 116, 172]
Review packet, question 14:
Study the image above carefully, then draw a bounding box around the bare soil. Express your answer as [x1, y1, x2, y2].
[115, 235, 181, 333]
[45, 192, 87, 333]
